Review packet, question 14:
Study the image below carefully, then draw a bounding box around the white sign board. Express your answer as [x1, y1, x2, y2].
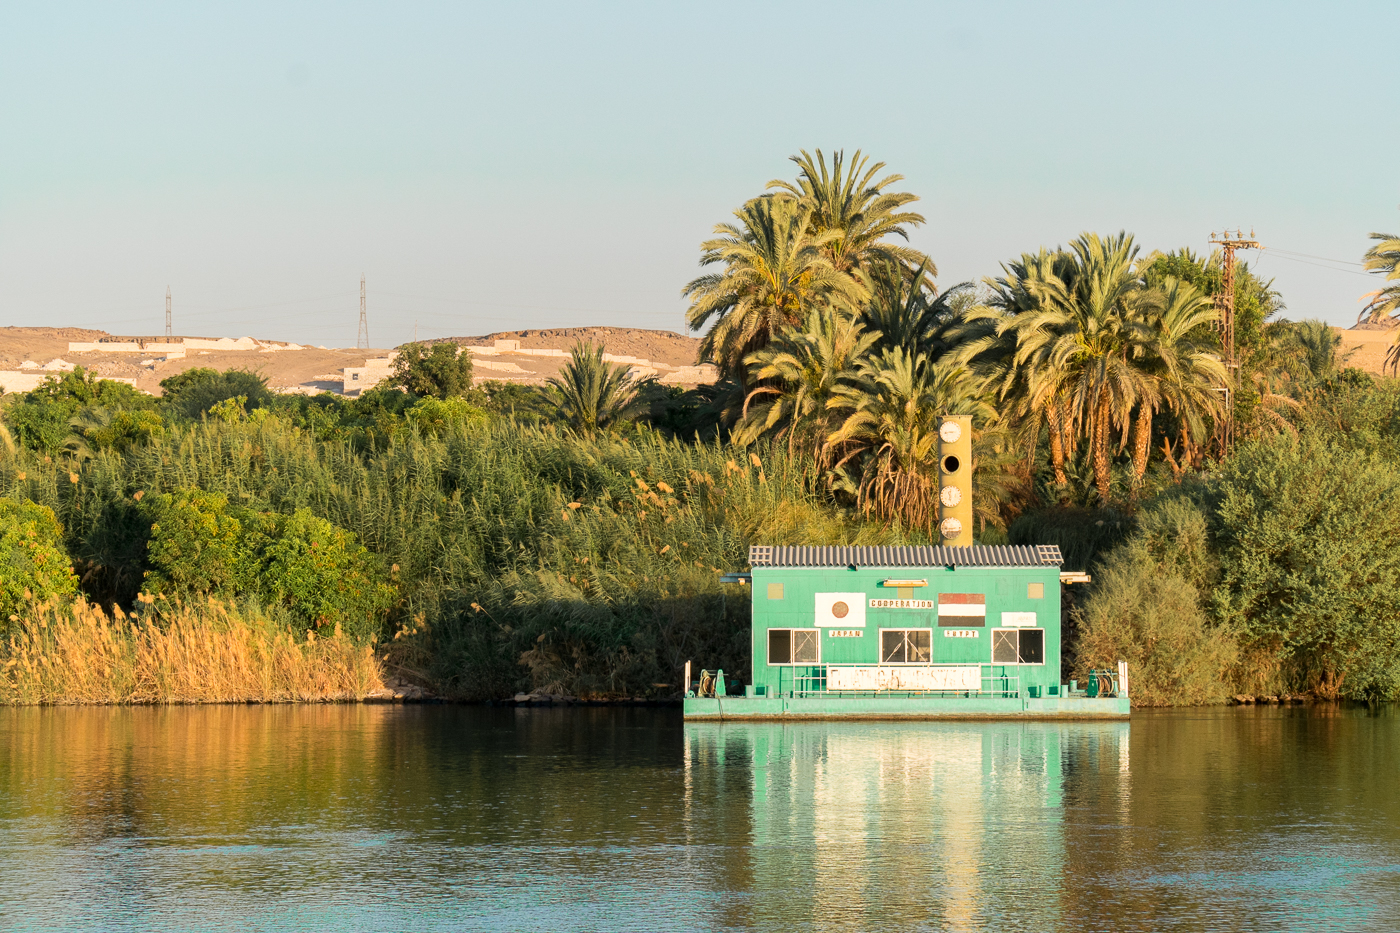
[815, 593, 867, 627]
[1001, 612, 1037, 627]
[827, 665, 981, 692]
[869, 598, 935, 609]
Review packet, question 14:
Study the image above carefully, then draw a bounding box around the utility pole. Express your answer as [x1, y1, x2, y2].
[1209, 228, 1260, 453]
[165, 286, 172, 339]
[357, 275, 369, 349]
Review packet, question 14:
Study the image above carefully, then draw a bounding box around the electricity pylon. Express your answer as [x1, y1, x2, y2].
[1209, 228, 1260, 452]
[357, 276, 369, 349]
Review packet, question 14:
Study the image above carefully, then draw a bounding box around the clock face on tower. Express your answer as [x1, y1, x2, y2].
[940, 517, 963, 539]
[940, 485, 962, 507]
[939, 420, 962, 443]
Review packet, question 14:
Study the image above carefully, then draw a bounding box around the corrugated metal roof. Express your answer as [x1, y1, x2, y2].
[748, 544, 1063, 568]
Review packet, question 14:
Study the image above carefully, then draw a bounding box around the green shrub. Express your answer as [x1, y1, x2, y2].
[0, 499, 79, 628]
[1008, 505, 1134, 572]
[1212, 435, 1400, 700]
[73, 409, 165, 455]
[6, 414, 915, 695]
[142, 489, 246, 597]
[160, 368, 271, 420]
[245, 508, 395, 640]
[405, 396, 489, 436]
[1074, 498, 1237, 706]
[139, 487, 394, 640]
[388, 342, 473, 399]
[3, 368, 153, 454]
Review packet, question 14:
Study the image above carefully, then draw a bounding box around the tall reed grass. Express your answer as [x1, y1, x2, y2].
[1, 415, 922, 698]
[0, 598, 384, 704]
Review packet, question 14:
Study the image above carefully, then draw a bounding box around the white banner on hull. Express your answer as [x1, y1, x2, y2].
[827, 665, 981, 692]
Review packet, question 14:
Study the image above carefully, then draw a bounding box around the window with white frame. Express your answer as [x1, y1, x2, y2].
[768, 628, 819, 665]
[880, 628, 932, 664]
[992, 628, 1045, 664]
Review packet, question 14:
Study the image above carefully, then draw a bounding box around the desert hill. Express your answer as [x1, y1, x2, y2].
[4, 322, 1386, 398]
[0, 326, 710, 396]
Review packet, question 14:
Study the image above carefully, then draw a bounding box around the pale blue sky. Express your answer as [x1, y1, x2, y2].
[1, 2, 1396, 347]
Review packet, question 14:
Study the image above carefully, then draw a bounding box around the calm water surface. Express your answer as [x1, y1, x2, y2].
[0, 705, 1396, 932]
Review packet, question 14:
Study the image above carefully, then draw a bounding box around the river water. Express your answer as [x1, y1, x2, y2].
[0, 705, 1396, 932]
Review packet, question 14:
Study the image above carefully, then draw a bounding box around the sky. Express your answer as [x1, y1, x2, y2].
[2, 1, 1397, 348]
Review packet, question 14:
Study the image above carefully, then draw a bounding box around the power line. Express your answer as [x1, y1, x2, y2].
[1265, 247, 1364, 267]
[1258, 250, 1375, 278]
[373, 289, 681, 317]
[357, 275, 369, 350]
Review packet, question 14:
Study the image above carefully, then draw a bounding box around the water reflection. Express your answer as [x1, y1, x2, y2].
[687, 721, 1128, 930]
[1, 706, 1397, 931]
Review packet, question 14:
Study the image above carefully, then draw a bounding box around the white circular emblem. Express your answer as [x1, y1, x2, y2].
[939, 517, 963, 539]
[939, 485, 962, 507]
[939, 420, 962, 443]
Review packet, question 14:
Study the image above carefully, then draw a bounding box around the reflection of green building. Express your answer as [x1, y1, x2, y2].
[684, 720, 1132, 929]
[684, 545, 1129, 720]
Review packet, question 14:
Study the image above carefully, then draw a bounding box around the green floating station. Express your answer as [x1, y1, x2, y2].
[684, 416, 1130, 721]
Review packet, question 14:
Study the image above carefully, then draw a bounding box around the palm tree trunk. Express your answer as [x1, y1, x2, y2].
[1059, 398, 1077, 462]
[1045, 404, 1068, 486]
[1131, 405, 1153, 479]
[1093, 391, 1112, 501]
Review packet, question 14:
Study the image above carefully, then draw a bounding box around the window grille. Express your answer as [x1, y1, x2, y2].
[768, 628, 818, 665]
[992, 628, 1045, 664]
[880, 629, 932, 664]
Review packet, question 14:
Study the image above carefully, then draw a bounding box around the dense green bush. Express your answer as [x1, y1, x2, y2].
[140, 487, 394, 639]
[1008, 505, 1135, 573]
[3, 368, 154, 454]
[73, 409, 165, 455]
[160, 368, 271, 419]
[243, 508, 396, 640]
[388, 342, 474, 398]
[1213, 435, 1400, 700]
[1074, 498, 1237, 706]
[404, 396, 489, 436]
[142, 489, 246, 597]
[0, 498, 78, 627]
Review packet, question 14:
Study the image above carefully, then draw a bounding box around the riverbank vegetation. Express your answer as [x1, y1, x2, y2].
[3, 148, 1398, 705]
[0, 598, 382, 704]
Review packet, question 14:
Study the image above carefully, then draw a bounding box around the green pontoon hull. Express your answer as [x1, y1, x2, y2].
[683, 694, 1130, 720]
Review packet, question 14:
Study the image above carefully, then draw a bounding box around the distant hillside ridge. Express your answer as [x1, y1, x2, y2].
[432, 327, 701, 369]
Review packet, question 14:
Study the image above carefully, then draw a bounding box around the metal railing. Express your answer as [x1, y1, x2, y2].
[772, 663, 1021, 699]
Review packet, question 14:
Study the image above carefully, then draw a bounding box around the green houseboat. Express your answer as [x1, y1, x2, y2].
[682, 544, 1130, 720]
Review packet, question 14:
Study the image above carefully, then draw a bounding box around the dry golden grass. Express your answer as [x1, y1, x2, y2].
[0, 599, 385, 705]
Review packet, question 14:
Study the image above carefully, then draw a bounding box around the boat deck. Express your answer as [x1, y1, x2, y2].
[683, 693, 1130, 720]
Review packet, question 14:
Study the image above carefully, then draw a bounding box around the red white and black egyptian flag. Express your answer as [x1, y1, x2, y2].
[938, 593, 986, 627]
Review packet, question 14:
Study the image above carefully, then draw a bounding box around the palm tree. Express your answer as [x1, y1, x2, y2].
[734, 305, 877, 455]
[986, 248, 1081, 487]
[1361, 232, 1400, 325]
[996, 234, 1150, 501]
[826, 348, 993, 532]
[1361, 233, 1400, 371]
[1266, 318, 1350, 385]
[858, 260, 981, 363]
[767, 149, 929, 276]
[1128, 277, 1226, 479]
[683, 196, 862, 381]
[546, 341, 649, 436]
